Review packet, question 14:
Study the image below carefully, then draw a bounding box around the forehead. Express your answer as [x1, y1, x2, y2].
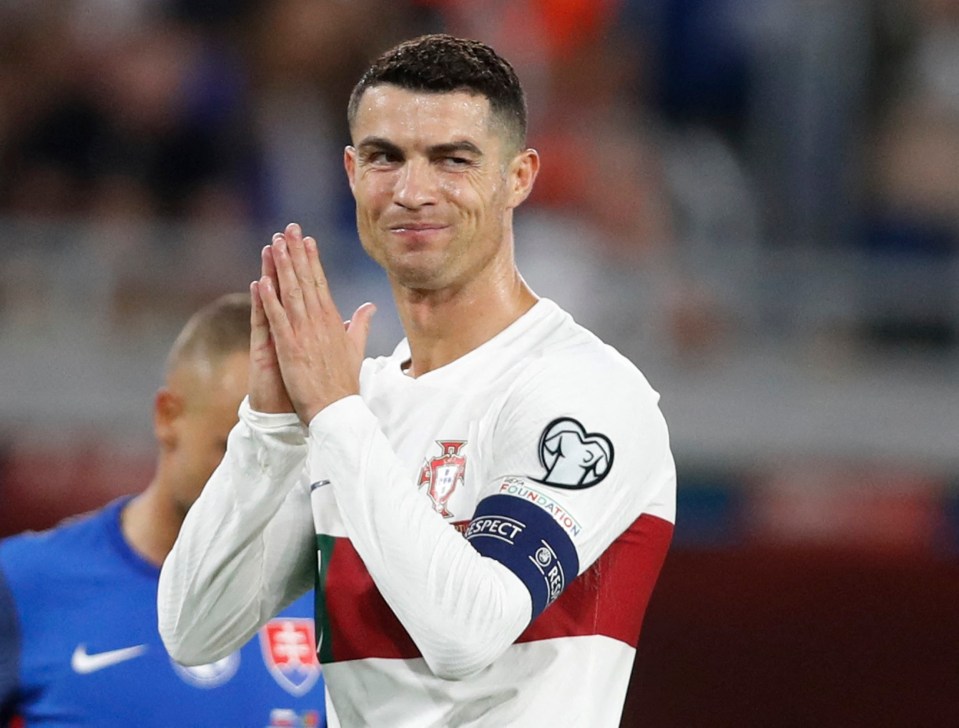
[351, 86, 498, 148]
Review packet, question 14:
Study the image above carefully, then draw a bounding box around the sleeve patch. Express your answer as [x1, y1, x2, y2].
[530, 417, 614, 489]
[466, 494, 579, 620]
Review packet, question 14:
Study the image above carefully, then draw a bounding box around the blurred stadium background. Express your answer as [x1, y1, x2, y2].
[1, 0, 957, 725]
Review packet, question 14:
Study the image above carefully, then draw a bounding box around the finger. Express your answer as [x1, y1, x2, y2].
[284, 223, 323, 314]
[263, 235, 282, 289]
[250, 276, 270, 351]
[303, 235, 336, 314]
[252, 247, 276, 342]
[250, 278, 282, 372]
[271, 232, 309, 326]
[257, 274, 295, 346]
[346, 302, 377, 356]
[261, 242, 287, 323]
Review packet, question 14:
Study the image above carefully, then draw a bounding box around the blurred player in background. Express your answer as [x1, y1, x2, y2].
[160, 35, 675, 727]
[0, 293, 326, 727]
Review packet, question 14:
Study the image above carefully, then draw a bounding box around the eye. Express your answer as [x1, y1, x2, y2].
[366, 150, 401, 167]
[440, 156, 473, 169]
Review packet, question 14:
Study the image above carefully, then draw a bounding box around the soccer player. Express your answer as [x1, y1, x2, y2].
[159, 35, 675, 727]
[0, 294, 326, 727]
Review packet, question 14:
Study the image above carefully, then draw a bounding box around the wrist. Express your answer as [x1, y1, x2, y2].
[241, 396, 303, 430]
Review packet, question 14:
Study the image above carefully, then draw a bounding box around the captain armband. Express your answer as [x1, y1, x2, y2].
[465, 494, 579, 620]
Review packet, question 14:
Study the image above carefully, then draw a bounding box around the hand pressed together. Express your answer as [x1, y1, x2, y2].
[250, 222, 376, 424]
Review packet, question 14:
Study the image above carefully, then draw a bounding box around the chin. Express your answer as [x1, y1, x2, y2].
[386, 255, 448, 288]
[393, 266, 450, 291]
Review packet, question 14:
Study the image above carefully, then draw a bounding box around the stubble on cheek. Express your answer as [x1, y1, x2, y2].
[355, 206, 382, 263]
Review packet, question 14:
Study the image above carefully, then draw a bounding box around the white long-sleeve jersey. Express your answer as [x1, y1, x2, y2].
[159, 298, 675, 727]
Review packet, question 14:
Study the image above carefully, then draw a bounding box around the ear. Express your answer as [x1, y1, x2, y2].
[506, 148, 540, 209]
[154, 387, 183, 449]
[344, 146, 358, 193]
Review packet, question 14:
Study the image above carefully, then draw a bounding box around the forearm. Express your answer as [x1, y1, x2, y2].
[158, 399, 315, 665]
[309, 396, 531, 680]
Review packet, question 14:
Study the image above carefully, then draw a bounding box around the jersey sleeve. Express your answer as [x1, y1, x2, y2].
[468, 353, 675, 620]
[0, 557, 21, 724]
[306, 349, 675, 679]
[158, 398, 317, 666]
[308, 398, 534, 680]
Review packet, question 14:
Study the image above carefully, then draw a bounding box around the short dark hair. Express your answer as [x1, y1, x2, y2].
[347, 34, 527, 151]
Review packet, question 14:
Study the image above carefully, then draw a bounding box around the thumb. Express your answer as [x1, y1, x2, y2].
[346, 302, 377, 354]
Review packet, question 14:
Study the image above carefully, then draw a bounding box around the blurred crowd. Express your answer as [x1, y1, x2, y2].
[0, 0, 957, 541]
[1, 0, 958, 364]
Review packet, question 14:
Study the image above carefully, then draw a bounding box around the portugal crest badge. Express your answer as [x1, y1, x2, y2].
[418, 440, 467, 518]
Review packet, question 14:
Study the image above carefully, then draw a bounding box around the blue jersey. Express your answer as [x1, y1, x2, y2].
[0, 498, 325, 727]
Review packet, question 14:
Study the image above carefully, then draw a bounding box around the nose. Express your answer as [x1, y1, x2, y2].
[393, 158, 437, 209]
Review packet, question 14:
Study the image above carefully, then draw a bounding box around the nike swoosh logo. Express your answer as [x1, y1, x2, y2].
[71, 643, 148, 674]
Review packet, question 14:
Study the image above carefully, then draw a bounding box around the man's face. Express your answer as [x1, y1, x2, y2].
[165, 351, 249, 514]
[345, 86, 536, 291]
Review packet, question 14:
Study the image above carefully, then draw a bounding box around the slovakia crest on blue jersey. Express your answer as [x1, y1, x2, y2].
[418, 440, 467, 518]
[259, 618, 321, 696]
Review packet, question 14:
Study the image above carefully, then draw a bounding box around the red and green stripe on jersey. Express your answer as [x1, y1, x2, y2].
[311, 513, 672, 664]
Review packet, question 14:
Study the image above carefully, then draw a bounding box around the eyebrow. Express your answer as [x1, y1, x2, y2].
[356, 137, 402, 156]
[429, 141, 483, 157]
[356, 137, 484, 158]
